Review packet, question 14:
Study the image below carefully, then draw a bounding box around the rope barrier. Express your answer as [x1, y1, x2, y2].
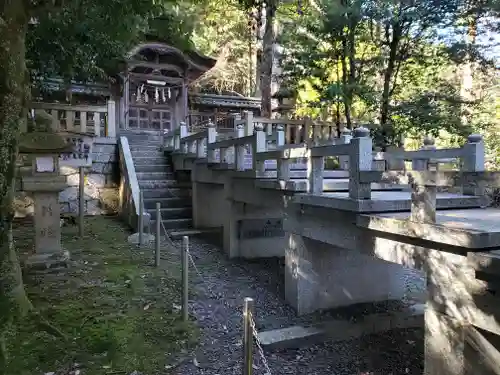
[138, 193, 273, 375]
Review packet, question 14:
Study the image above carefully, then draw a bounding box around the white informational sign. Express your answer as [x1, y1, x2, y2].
[35, 156, 55, 173]
[59, 134, 94, 168]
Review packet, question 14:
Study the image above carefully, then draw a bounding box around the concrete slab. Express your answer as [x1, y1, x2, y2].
[237, 170, 349, 179]
[257, 304, 424, 350]
[358, 208, 500, 249]
[257, 325, 325, 349]
[295, 191, 483, 212]
[256, 178, 406, 192]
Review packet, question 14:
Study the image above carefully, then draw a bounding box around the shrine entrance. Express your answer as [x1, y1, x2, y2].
[121, 42, 216, 133]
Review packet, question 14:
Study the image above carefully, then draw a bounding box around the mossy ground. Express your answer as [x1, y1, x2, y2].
[7, 216, 197, 375]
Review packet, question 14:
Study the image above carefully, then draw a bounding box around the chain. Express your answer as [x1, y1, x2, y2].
[250, 312, 272, 375]
[156, 204, 272, 375]
[158, 217, 232, 312]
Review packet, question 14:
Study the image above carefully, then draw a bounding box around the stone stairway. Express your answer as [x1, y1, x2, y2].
[124, 132, 195, 238]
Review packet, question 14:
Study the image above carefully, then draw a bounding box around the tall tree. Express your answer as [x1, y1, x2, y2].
[0, 0, 32, 367]
[0, 0, 188, 368]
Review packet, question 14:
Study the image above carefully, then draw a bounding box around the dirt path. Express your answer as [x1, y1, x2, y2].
[160, 237, 425, 375]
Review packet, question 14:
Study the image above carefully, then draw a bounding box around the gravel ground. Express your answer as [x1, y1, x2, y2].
[160, 237, 425, 375]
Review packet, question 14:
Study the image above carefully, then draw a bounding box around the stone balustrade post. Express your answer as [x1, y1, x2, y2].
[410, 174, 437, 223]
[188, 140, 196, 155]
[312, 123, 320, 144]
[243, 111, 254, 136]
[196, 138, 205, 158]
[232, 113, 242, 130]
[348, 127, 373, 200]
[276, 124, 285, 148]
[220, 147, 228, 164]
[303, 117, 312, 145]
[339, 128, 352, 170]
[174, 133, 180, 151]
[276, 125, 291, 182]
[207, 120, 217, 163]
[307, 148, 324, 195]
[179, 122, 188, 153]
[106, 99, 117, 137]
[412, 136, 436, 171]
[462, 133, 485, 196]
[252, 123, 266, 174]
[385, 145, 405, 171]
[235, 124, 246, 171]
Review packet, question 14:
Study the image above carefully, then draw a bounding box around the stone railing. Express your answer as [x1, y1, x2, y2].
[29, 101, 117, 138]
[173, 111, 337, 147]
[166, 121, 490, 200]
[118, 136, 149, 230]
[307, 128, 484, 199]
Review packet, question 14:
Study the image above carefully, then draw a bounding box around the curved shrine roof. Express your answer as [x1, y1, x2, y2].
[126, 42, 217, 82]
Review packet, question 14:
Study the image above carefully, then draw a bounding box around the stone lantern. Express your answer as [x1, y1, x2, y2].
[19, 131, 73, 269]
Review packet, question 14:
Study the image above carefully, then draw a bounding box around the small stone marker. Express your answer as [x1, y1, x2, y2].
[19, 131, 73, 269]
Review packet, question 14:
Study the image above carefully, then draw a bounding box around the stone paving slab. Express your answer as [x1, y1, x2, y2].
[358, 207, 500, 249]
[256, 178, 405, 192]
[295, 191, 483, 213]
[257, 304, 424, 350]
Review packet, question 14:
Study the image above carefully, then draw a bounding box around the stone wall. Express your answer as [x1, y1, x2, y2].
[15, 138, 119, 217]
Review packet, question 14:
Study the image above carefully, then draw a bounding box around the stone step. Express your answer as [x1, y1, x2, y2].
[143, 197, 191, 209]
[133, 156, 167, 165]
[141, 188, 191, 199]
[134, 164, 172, 173]
[152, 218, 192, 230]
[131, 150, 165, 158]
[138, 180, 189, 189]
[168, 228, 221, 240]
[123, 133, 163, 143]
[136, 171, 174, 181]
[147, 207, 192, 220]
[129, 144, 163, 152]
[257, 304, 424, 350]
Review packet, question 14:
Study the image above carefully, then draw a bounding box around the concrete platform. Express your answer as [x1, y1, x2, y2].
[257, 304, 424, 350]
[295, 191, 483, 212]
[256, 178, 406, 192]
[358, 208, 500, 249]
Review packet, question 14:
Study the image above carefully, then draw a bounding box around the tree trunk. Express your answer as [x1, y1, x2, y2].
[340, 37, 352, 129]
[0, 2, 65, 369]
[260, 1, 276, 118]
[460, 14, 477, 126]
[0, 0, 32, 367]
[379, 24, 402, 149]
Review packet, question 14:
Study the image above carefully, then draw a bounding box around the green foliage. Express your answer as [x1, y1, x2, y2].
[189, 0, 255, 94]
[280, 0, 499, 147]
[27, 0, 195, 85]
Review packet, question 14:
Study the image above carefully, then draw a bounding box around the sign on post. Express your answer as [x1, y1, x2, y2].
[58, 131, 95, 167]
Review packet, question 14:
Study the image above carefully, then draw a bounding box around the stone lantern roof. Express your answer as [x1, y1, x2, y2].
[19, 131, 73, 154]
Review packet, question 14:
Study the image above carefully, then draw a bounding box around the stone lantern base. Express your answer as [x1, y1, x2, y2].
[24, 250, 71, 271]
[22, 176, 71, 271]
